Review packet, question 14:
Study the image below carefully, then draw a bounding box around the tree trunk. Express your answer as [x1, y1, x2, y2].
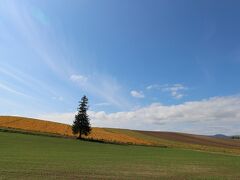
[78, 132, 82, 139]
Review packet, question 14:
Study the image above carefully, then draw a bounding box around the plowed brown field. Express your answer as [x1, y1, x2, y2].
[138, 131, 240, 149]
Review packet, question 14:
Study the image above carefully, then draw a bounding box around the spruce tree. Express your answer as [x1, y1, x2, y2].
[72, 95, 91, 139]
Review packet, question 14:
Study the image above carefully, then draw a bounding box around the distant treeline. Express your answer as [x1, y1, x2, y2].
[231, 136, 240, 139]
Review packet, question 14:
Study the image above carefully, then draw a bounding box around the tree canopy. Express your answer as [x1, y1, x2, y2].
[72, 95, 91, 139]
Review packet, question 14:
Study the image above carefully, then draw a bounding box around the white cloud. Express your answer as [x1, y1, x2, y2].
[37, 96, 240, 135]
[70, 74, 88, 84]
[130, 90, 145, 98]
[147, 83, 188, 99]
[90, 96, 240, 135]
[38, 112, 76, 124]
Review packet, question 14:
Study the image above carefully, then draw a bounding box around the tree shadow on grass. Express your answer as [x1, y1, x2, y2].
[78, 137, 168, 148]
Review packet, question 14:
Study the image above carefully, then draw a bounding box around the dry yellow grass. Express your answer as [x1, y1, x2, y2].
[0, 116, 72, 136]
[87, 127, 151, 145]
[0, 116, 150, 145]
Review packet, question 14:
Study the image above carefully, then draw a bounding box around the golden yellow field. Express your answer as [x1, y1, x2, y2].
[0, 116, 150, 145]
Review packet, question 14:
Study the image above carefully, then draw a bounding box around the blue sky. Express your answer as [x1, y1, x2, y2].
[0, 0, 240, 135]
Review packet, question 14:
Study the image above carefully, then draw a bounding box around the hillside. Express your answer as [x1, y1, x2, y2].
[0, 116, 149, 145]
[0, 116, 240, 154]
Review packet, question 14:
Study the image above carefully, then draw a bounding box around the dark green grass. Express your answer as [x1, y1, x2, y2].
[0, 131, 240, 179]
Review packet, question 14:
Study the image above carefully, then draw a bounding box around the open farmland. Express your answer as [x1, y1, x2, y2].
[1, 116, 240, 155]
[0, 131, 240, 179]
[0, 116, 150, 145]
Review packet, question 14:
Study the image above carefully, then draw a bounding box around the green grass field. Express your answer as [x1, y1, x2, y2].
[1, 131, 240, 179]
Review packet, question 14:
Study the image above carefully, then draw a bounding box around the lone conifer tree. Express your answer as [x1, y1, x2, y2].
[72, 95, 91, 139]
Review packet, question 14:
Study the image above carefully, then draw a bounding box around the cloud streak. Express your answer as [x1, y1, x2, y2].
[147, 83, 188, 99]
[0, 82, 29, 97]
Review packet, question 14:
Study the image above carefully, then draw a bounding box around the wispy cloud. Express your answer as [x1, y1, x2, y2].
[94, 102, 111, 106]
[162, 84, 188, 99]
[0, 82, 29, 98]
[147, 83, 188, 99]
[52, 96, 64, 101]
[70, 74, 131, 109]
[0, 1, 131, 110]
[130, 90, 145, 98]
[0, 1, 74, 76]
[0, 66, 60, 98]
[70, 74, 88, 84]
[146, 84, 162, 90]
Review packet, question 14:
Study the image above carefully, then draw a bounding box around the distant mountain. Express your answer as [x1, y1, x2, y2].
[213, 134, 230, 139]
